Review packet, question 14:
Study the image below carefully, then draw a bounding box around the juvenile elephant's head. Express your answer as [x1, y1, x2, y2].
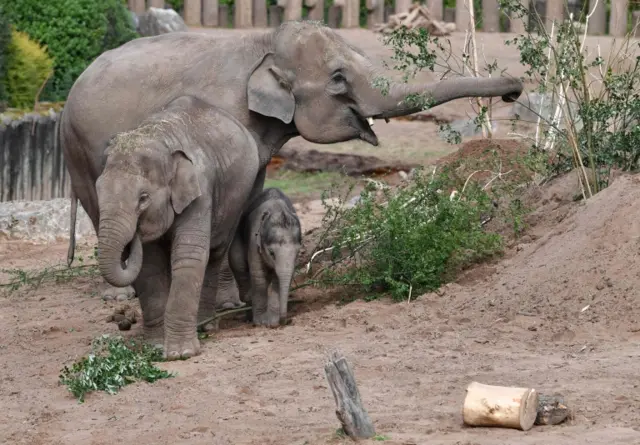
[256, 207, 302, 323]
[95, 130, 202, 288]
[248, 21, 524, 146]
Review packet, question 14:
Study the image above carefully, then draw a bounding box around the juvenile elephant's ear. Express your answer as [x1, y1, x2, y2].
[170, 150, 203, 215]
[255, 210, 270, 254]
[247, 53, 295, 124]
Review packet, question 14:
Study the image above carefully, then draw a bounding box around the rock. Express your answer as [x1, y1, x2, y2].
[438, 118, 498, 141]
[510, 92, 580, 131]
[0, 198, 94, 244]
[129, 11, 139, 29]
[137, 7, 188, 37]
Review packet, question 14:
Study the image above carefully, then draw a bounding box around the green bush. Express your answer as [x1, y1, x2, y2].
[317, 170, 503, 301]
[0, 8, 11, 107]
[0, 0, 138, 102]
[6, 29, 54, 109]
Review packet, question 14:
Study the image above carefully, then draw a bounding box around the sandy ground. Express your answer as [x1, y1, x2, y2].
[1, 28, 640, 445]
[1, 155, 640, 445]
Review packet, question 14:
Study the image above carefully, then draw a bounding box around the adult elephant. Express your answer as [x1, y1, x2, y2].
[62, 20, 523, 358]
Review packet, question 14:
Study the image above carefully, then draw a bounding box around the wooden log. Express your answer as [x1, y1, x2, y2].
[128, 0, 146, 14]
[184, 0, 203, 25]
[509, 0, 528, 34]
[366, 0, 384, 29]
[609, 0, 629, 37]
[535, 394, 569, 425]
[455, 0, 470, 33]
[234, 0, 253, 28]
[305, 0, 324, 21]
[427, 0, 443, 21]
[395, 0, 411, 14]
[545, 0, 563, 33]
[324, 351, 376, 439]
[327, 4, 342, 28]
[253, 0, 268, 27]
[268, 5, 282, 27]
[482, 0, 500, 32]
[203, 0, 219, 26]
[219, 4, 229, 27]
[149, 0, 166, 8]
[278, 0, 303, 21]
[634, 11, 640, 38]
[462, 381, 539, 431]
[443, 6, 455, 23]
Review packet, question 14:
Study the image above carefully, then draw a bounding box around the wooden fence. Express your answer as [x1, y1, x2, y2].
[0, 112, 71, 202]
[128, 0, 640, 36]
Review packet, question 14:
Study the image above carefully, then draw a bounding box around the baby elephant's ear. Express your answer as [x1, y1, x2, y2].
[170, 150, 202, 214]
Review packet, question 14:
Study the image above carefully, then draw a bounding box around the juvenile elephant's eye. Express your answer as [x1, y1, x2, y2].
[139, 193, 150, 206]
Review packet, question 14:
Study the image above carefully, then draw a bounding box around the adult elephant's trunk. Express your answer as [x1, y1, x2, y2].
[97, 212, 143, 288]
[361, 75, 524, 120]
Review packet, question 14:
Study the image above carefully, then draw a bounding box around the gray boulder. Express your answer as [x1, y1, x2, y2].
[137, 7, 188, 37]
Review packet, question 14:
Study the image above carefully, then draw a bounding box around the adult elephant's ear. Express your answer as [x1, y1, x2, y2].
[170, 150, 202, 215]
[247, 53, 295, 124]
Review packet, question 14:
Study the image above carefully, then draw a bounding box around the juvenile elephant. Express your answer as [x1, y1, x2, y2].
[229, 188, 302, 327]
[94, 95, 259, 359]
[62, 20, 524, 360]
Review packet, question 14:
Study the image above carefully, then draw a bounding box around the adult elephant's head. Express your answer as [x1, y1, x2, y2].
[248, 21, 523, 146]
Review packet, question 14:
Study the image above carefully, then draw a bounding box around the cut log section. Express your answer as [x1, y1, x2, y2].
[535, 394, 569, 425]
[462, 381, 539, 431]
[324, 351, 376, 439]
[373, 2, 456, 35]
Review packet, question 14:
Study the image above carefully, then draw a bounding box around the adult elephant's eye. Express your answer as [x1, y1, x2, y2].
[331, 72, 346, 83]
[268, 248, 275, 258]
[139, 192, 150, 206]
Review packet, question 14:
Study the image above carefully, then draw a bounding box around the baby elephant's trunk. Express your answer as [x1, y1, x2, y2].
[97, 211, 144, 288]
[276, 259, 295, 324]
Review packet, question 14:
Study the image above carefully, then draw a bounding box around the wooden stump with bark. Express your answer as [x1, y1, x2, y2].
[324, 351, 376, 439]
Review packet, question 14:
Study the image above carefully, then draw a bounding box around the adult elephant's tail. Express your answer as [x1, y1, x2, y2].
[58, 108, 78, 268]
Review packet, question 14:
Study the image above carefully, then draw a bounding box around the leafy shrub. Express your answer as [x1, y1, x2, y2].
[0, 8, 11, 108]
[316, 169, 503, 301]
[5, 29, 54, 109]
[1, 0, 138, 102]
[59, 335, 173, 403]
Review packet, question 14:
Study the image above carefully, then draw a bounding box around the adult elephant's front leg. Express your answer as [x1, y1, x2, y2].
[198, 253, 244, 333]
[164, 210, 211, 361]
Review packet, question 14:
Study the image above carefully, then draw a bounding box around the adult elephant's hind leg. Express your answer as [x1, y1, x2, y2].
[198, 253, 244, 333]
[133, 241, 170, 349]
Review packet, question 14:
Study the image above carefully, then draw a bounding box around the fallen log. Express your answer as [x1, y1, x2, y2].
[462, 381, 539, 431]
[324, 351, 376, 439]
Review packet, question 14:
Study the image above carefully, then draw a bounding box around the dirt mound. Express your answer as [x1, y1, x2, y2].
[435, 138, 536, 187]
[437, 172, 640, 339]
[269, 146, 418, 176]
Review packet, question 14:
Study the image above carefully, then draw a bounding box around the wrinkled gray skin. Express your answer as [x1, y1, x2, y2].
[62, 20, 523, 360]
[229, 188, 302, 327]
[93, 95, 259, 359]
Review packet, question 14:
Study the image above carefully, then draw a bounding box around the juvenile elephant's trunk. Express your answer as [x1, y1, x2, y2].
[276, 264, 294, 324]
[98, 212, 143, 288]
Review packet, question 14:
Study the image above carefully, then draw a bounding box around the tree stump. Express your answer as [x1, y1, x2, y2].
[535, 394, 569, 425]
[462, 381, 539, 431]
[324, 351, 375, 439]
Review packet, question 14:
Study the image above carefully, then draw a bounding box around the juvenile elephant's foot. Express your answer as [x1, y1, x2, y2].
[163, 333, 201, 361]
[252, 311, 283, 328]
[102, 284, 136, 301]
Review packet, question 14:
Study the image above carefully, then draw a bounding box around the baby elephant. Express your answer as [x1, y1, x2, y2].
[229, 188, 302, 327]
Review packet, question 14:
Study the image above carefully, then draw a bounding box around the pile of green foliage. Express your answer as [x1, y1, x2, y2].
[1, 0, 138, 102]
[59, 335, 173, 403]
[317, 169, 503, 301]
[5, 29, 53, 109]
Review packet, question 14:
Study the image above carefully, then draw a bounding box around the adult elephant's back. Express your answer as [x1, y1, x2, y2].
[61, 30, 267, 230]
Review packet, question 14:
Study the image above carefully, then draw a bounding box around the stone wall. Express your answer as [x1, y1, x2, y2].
[0, 111, 71, 203]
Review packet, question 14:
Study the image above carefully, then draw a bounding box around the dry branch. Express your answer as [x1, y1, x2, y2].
[463, 381, 539, 431]
[373, 3, 455, 35]
[324, 351, 376, 439]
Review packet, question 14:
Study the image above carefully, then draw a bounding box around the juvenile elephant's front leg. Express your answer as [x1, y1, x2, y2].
[249, 266, 279, 328]
[164, 210, 212, 360]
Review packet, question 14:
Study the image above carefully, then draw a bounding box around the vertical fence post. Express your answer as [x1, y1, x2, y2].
[235, 0, 253, 27]
[455, 0, 470, 33]
[508, 0, 528, 34]
[427, 0, 443, 21]
[149, 0, 165, 8]
[268, 5, 283, 26]
[366, 0, 384, 29]
[545, 0, 563, 33]
[305, 0, 325, 21]
[278, 0, 303, 21]
[203, 0, 219, 26]
[586, 0, 606, 35]
[254, 0, 268, 26]
[184, 0, 203, 25]
[482, 0, 500, 31]
[609, 0, 629, 37]
[129, 0, 146, 14]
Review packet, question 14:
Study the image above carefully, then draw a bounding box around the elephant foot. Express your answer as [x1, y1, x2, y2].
[163, 332, 201, 361]
[252, 311, 282, 328]
[143, 324, 165, 350]
[102, 284, 136, 302]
